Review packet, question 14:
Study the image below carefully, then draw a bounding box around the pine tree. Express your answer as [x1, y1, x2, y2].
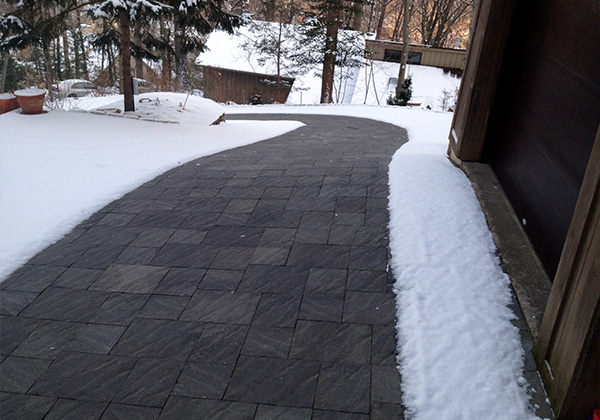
[0, 0, 82, 99]
[240, 20, 309, 97]
[300, 0, 367, 103]
[88, 1, 171, 111]
[147, 0, 244, 91]
[387, 76, 412, 106]
[294, 14, 365, 103]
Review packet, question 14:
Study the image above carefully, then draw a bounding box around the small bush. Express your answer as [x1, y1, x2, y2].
[387, 77, 413, 106]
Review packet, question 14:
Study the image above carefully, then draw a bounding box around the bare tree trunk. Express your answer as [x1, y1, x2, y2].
[375, 0, 388, 39]
[62, 33, 72, 79]
[119, 9, 134, 112]
[320, 6, 339, 104]
[276, 21, 282, 97]
[42, 41, 55, 100]
[396, 0, 410, 96]
[75, 11, 88, 79]
[174, 20, 188, 90]
[1, 54, 8, 93]
[54, 38, 62, 81]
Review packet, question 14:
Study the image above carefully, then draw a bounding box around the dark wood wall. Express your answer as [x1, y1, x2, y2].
[201, 67, 294, 105]
[482, 0, 600, 277]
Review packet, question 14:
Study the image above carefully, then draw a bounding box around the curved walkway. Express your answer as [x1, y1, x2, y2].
[0, 114, 408, 419]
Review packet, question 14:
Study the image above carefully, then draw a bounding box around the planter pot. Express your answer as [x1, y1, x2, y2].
[14, 88, 46, 114]
[0, 93, 19, 114]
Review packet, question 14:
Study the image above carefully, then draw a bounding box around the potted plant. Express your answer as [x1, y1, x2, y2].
[14, 88, 46, 114]
[0, 93, 20, 114]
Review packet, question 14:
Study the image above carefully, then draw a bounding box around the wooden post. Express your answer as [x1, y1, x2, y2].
[535, 126, 600, 419]
[447, 0, 517, 163]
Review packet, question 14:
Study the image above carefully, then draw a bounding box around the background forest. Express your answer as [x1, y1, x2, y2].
[0, 0, 473, 104]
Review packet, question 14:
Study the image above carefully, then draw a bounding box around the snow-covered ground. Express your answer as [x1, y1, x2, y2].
[0, 95, 547, 419]
[0, 93, 303, 281]
[196, 23, 461, 109]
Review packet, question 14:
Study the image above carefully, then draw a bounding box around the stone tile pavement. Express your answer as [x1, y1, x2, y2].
[0, 114, 409, 419]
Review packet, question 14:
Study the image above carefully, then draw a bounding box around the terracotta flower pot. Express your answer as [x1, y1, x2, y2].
[0, 93, 19, 114]
[14, 88, 46, 114]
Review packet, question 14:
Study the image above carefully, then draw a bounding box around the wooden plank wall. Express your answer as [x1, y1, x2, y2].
[482, 0, 600, 278]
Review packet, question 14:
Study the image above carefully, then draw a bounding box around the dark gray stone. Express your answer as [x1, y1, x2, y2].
[251, 247, 290, 265]
[89, 293, 149, 325]
[298, 295, 344, 322]
[347, 270, 388, 293]
[115, 246, 158, 264]
[0, 290, 38, 316]
[172, 362, 234, 399]
[372, 325, 398, 366]
[314, 362, 371, 413]
[238, 265, 308, 295]
[199, 269, 243, 291]
[253, 294, 301, 327]
[30, 352, 136, 401]
[111, 318, 203, 359]
[154, 268, 206, 296]
[101, 404, 161, 420]
[305, 268, 347, 296]
[349, 245, 388, 271]
[180, 290, 259, 324]
[0, 392, 55, 420]
[371, 365, 403, 403]
[242, 326, 294, 358]
[259, 228, 296, 247]
[312, 410, 368, 420]
[1, 265, 66, 293]
[290, 320, 371, 364]
[210, 247, 255, 270]
[72, 245, 126, 269]
[0, 357, 51, 392]
[150, 243, 218, 268]
[225, 355, 319, 408]
[90, 264, 168, 294]
[370, 402, 405, 420]
[20, 287, 110, 322]
[137, 295, 189, 320]
[287, 244, 350, 269]
[189, 323, 248, 364]
[0, 316, 40, 356]
[66, 323, 126, 354]
[44, 399, 107, 420]
[114, 358, 184, 406]
[158, 397, 256, 420]
[53, 267, 103, 289]
[343, 291, 396, 326]
[202, 226, 264, 247]
[255, 405, 312, 420]
[12, 320, 81, 359]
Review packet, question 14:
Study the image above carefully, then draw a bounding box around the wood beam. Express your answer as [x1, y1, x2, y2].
[448, 0, 517, 162]
[535, 126, 600, 418]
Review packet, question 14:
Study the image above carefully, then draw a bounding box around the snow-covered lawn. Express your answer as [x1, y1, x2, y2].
[0, 97, 545, 419]
[0, 93, 303, 281]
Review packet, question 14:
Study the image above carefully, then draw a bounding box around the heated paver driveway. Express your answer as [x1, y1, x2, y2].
[0, 114, 408, 419]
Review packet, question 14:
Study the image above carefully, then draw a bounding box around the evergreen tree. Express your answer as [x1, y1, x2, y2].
[239, 20, 309, 96]
[300, 0, 366, 103]
[147, 0, 244, 91]
[387, 76, 412, 106]
[88, 0, 170, 111]
[0, 0, 83, 99]
[294, 15, 364, 103]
